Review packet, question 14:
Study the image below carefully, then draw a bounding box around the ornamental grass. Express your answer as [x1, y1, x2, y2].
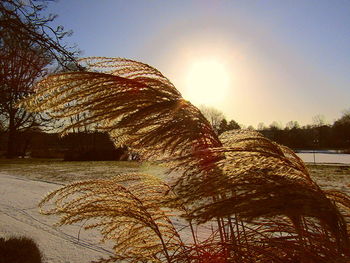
[21, 57, 350, 262]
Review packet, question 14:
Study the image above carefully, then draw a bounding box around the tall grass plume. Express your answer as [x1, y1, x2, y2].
[21, 57, 350, 262]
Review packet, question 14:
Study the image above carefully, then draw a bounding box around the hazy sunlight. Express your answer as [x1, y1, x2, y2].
[185, 59, 230, 106]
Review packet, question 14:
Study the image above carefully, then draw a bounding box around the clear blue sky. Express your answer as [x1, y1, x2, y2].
[44, 0, 350, 128]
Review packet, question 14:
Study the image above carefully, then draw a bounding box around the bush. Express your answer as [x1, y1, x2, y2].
[63, 148, 128, 161]
[0, 236, 42, 263]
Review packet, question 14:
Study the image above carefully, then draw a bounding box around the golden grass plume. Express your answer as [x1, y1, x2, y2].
[21, 57, 350, 262]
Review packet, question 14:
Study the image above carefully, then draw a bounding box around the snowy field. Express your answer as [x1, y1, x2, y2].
[0, 172, 114, 263]
[1, 159, 350, 262]
[297, 152, 350, 164]
[0, 160, 198, 262]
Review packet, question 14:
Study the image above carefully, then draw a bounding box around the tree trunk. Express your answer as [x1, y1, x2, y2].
[6, 117, 17, 158]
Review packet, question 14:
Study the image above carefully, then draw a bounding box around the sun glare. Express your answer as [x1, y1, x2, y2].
[185, 59, 230, 106]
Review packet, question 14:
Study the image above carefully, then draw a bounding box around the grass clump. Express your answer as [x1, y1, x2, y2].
[0, 236, 42, 263]
[20, 57, 350, 262]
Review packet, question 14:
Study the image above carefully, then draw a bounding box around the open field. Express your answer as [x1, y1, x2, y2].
[1, 158, 350, 192]
[307, 163, 350, 194]
[0, 159, 170, 263]
[1, 159, 350, 262]
[0, 158, 167, 184]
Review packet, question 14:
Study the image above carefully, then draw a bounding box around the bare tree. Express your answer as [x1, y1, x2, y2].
[257, 122, 266, 131]
[312, 114, 327, 127]
[269, 121, 283, 130]
[0, 0, 79, 157]
[0, 36, 51, 157]
[199, 105, 225, 133]
[285, 120, 300, 130]
[0, 0, 79, 68]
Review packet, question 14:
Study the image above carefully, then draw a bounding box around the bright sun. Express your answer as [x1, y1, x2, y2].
[185, 59, 230, 106]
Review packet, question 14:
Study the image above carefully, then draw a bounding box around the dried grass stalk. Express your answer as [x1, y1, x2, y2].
[39, 174, 183, 263]
[21, 57, 350, 262]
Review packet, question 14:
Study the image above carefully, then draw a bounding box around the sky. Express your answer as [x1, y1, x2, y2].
[44, 0, 350, 128]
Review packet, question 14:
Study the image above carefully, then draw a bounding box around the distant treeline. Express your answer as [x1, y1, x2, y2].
[259, 113, 350, 151]
[1, 112, 349, 159]
[0, 131, 129, 160]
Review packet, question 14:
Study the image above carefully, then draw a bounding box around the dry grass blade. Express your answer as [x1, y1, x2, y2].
[20, 57, 221, 167]
[39, 174, 183, 263]
[79, 57, 176, 88]
[169, 130, 350, 260]
[20, 57, 350, 262]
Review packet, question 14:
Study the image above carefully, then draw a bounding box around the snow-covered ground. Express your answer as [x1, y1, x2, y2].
[1, 161, 349, 262]
[297, 152, 350, 164]
[0, 172, 114, 263]
[0, 171, 204, 263]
